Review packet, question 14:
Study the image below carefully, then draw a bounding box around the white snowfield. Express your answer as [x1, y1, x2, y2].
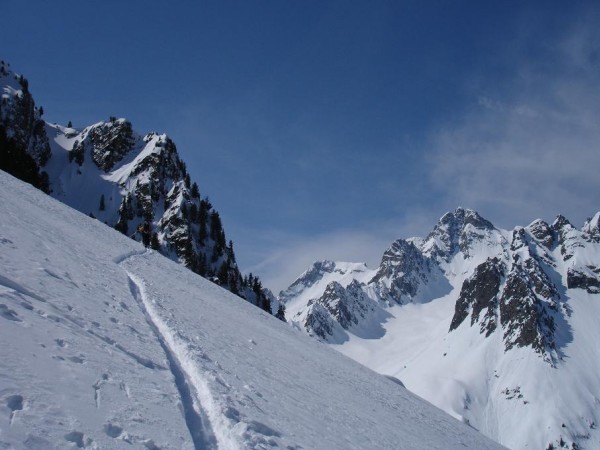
[0, 169, 503, 449]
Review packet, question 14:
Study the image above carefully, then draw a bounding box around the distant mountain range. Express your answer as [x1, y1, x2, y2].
[0, 59, 275, 315]
[279, 207, 600, 449]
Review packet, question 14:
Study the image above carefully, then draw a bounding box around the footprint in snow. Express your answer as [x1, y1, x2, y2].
[143, 439, 162, 450]
[104, 422, 132, 443]
[68, 355, 85, 364]
[0, 303, 21, 322]
[6, 394, 24, 425]
[64, 431, 85, 448]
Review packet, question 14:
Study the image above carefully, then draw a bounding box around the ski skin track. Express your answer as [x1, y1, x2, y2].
[116, 249, 235, 450]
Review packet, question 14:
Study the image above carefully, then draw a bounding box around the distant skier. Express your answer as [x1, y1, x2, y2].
[136, 222, 151, 247]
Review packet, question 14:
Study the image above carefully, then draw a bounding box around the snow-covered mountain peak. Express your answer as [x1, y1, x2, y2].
[583, 212, 600, 242]
[552, 214, 574, 231]
[526, 218, 554, 248]
[421, 207, 497, 261]
[280, 209, 600, 449]
[279, 260, 372, 300]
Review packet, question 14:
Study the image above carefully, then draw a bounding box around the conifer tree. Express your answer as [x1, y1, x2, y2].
[99, 194, 105, 211]
[189, 203, 198, 222]
[260, 294, 272, 314]
[275, 304, 286, 321]
[0, 125, 50, 193]
[217, 261, 229, 286]
[181, 203, 188, 219]
[198, 219, 208, 246]
[209, 211, 222, 241]
[141, 223, 151, 247]
[197, 253, 207, 276]
[150, 232, 160, 250]
[191, 182, 200, 198]
[228, 272, 239, 295]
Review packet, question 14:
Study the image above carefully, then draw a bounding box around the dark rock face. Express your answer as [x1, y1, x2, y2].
[303, 280, 376, 339]
[450, 258, 503, 336]
[425, 208, 495, 260]
[567, 267, 600, 294]
[69, 119, 136, 171]
[450, 228, 562, 360]
[0, 62, 51, 191]
[317, 280, 374, 330]
[528, 219, 554, 248]
[0, 74, 51, 166]
[523, 257, 559, 300]
[371, 239, 439, 304]
[304, 301, 336, 340]
[552, 215, 585, 263]
[88, 119, 136, 171]
[552, 215, 572, 231]
[500, 270, 556, 355]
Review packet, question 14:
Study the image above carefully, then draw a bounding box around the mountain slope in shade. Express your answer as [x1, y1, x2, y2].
[0, 170, 504, 449]
[281, 208, 600, 449]
[0, 60, 272, 313]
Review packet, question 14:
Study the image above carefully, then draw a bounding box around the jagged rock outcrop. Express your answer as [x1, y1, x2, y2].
[583, 212, 600, 243]
[314, 280, 374, 330]
[421, 207, 496, 260]
[0, 60, 50, 191]
[450, 257, 504, 336]
[304, 301, 338, 340]
[0, 62, 272, 313]
[527, 219, 555, 248]
[567, 266, 600, 293]
[370, 239, 442, 304]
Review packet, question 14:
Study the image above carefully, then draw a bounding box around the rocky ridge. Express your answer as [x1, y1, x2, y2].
[0, 61, 273, 313]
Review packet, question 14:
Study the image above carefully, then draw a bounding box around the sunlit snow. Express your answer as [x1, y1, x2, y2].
[0, 170, 503, 449]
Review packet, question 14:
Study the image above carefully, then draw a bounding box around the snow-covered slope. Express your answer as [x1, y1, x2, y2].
[0, 171, 502, 449]
[281, 208, 600, 449]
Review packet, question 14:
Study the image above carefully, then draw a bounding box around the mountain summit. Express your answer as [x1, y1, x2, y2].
[0, 60, 272, 312]
[280, 207, 600, 449]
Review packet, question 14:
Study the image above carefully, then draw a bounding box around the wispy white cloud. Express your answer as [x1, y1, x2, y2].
[428, 10, 600, 229]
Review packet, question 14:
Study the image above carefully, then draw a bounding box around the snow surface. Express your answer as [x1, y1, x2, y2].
[0, 169, 503, 449]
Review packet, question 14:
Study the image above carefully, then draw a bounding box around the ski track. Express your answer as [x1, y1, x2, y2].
[116, 250, 227, 450]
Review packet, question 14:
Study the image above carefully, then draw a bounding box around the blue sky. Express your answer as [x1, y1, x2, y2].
[2, 1, 599, 291]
